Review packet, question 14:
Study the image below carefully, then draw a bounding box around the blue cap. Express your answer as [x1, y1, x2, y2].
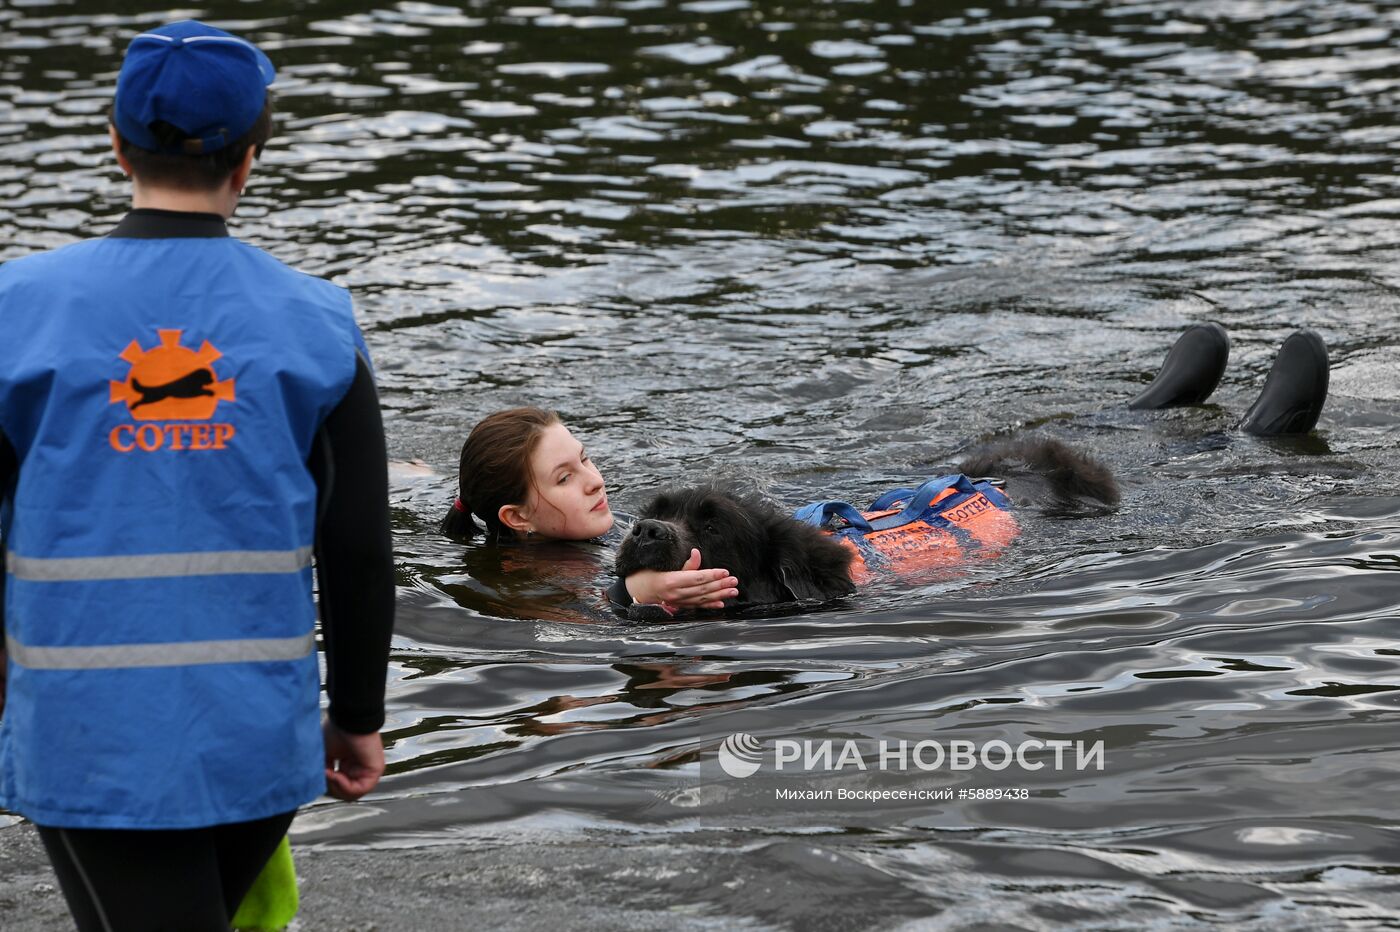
[113, 20, 276, 155]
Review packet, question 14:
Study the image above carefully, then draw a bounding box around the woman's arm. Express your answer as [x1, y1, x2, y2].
[618, 548, 738, 610]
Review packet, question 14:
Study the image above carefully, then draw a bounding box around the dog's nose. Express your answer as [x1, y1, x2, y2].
[633, 519, 672, 541]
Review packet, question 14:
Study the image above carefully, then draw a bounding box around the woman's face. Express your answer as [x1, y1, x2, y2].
[518, 422, 614, 540]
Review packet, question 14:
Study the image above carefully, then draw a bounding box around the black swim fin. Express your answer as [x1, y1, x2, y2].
[1238, 329, 1329, 436]
[1128, 322, 1231, 410]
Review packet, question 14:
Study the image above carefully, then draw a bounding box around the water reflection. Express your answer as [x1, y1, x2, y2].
[5, 0, 1400, 924]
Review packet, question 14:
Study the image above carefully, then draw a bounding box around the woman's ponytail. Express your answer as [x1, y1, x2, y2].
[439, 495, 480, 540]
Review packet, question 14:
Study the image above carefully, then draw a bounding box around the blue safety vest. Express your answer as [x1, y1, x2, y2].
[0, 227, 362, 828]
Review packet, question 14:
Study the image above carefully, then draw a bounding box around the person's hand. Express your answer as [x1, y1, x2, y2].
[323, 717, 385, 801]
[625, 549, 739, 610]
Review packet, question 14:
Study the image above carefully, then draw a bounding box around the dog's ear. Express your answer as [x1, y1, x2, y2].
[778, 557, 856, 603]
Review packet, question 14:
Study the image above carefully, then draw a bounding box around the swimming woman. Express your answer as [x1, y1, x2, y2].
[440, 406, 740, 610]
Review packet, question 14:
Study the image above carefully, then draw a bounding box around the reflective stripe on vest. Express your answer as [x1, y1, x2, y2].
[6, 546, 313, 582]
[5, 631, 317, 670]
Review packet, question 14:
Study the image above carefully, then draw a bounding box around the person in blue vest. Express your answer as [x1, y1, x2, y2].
[0, 21, 395, 930]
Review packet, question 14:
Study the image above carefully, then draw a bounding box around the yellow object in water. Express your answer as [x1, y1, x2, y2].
[232, 835, 298, 931]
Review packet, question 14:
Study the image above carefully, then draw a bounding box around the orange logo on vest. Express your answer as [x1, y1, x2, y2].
[108, 329, 236, 453]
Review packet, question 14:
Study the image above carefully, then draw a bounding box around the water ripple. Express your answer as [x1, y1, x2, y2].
[6, 0, 1400, 924]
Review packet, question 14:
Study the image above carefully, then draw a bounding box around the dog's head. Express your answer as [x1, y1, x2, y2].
[616, 484, 856, 608]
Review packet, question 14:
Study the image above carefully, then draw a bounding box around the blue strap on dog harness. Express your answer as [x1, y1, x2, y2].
[795, 475, 1009, 530]
[794, 475, 1013, 571]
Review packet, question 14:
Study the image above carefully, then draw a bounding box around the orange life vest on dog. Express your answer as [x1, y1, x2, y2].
[795, 475, 1018, 583]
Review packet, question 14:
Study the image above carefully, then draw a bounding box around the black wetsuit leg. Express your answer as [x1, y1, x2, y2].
[35, 809, 295, 932]
[1238, 329, 1330, 436]
[1128, 322, 1231, 409]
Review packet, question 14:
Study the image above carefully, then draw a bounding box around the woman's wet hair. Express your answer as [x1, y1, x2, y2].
[441, 406, 562, 541]
[109, 96, 275, 191]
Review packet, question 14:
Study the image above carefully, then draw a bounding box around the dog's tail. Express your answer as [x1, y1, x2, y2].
[958, 437, 1120, 509]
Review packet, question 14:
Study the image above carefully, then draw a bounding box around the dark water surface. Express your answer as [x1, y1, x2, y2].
[5, 0, 1400, 927]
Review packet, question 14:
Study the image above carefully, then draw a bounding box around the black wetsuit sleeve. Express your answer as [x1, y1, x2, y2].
[308, 356, 395, 735]
[606, 576, 633, 612]
[0, 430, 13, 643]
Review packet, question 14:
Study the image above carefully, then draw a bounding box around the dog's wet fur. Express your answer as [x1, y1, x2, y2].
[616, 436, 1117, 613]
[615, 485, 857, 609]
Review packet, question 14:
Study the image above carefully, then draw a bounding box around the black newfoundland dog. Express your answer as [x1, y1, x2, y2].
[615, 484, 858, 611]
[615, 438, 1118, 616]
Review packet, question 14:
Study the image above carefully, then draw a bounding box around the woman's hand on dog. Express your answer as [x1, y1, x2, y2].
[625, 548, 739, 610]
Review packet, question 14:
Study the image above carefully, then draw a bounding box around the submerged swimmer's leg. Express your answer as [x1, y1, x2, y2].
[1127, 322, 1231, 410]
[1238, 329, 1329, 436]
